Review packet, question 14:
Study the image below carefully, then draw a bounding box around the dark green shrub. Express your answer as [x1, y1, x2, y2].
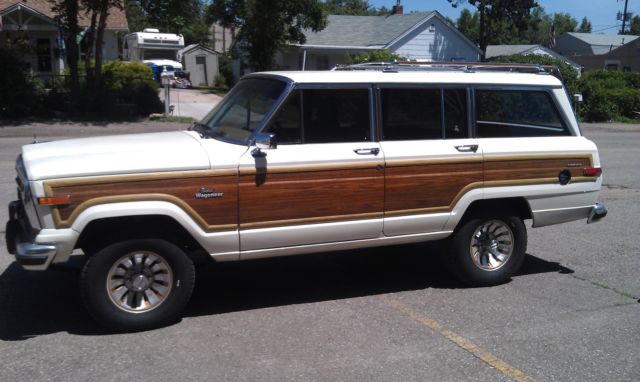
[0, 47, 40, 118]
[348, 50, 407, 65]
[101, 61, 162, 116]
[578, 71, 640, 122]
[218, 54, 234, 88]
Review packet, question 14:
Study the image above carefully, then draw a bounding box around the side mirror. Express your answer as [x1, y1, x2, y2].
[251, 133, 277, 157]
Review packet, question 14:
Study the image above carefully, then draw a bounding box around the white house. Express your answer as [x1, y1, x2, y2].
[275, 9, 481, 71]
[0, 0, 128, 76]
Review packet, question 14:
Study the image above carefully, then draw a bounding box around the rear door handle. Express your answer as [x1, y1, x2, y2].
[455, 145, 479, 153]
[354, 148, 380, 156]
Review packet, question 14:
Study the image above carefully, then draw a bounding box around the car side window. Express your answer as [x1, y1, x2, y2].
[266, 90, 302, 144]
[444, 89, 469, 139]
[304, 89, 371, 143]
[381, 88, 441, 140]
[381, 88, 469, 141]
[265, 88, 371, 144]
[475, 90, 570, 137]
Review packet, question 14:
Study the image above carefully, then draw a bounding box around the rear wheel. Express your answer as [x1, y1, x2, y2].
[81, 239, 195, 331]
[447, 214, 527, 286]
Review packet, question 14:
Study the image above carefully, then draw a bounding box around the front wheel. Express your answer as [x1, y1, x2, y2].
[447, 214, 527, 286]
[81, 239, 195, 331]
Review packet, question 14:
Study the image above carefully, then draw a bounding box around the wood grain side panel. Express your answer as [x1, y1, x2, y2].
[385, 162, 484, 212]
[48, 175, 238, 230]
[239, 168, 384, 227]
[484, 157, 592, 182]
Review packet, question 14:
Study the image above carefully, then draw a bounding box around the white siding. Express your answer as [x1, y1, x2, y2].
[391, 17, 478, 61]
[183, 48, 219, 86]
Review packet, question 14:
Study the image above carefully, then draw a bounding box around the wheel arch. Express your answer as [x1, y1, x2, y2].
[75, 215, 212, 265]
[451, 197, 532, 232]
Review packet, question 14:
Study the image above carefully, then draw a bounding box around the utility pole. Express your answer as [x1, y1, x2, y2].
[621, 0, 629, 33]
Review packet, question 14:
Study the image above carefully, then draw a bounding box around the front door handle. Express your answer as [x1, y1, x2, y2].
[354, 148, 380, 156]
[455, 145, 479, 153]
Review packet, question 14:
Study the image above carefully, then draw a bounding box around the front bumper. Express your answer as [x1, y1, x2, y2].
[5, 200, 57, 270]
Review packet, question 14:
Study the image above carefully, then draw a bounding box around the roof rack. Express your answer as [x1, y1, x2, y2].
[333, 61, 560, 76]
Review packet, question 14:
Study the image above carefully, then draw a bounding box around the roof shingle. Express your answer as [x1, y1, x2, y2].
[0, 0, 128, 29]
[302, 12, 434, 47]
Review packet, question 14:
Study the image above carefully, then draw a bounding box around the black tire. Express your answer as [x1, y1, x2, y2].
[446, 214, 527, 286]
[81, 239, 195, 331]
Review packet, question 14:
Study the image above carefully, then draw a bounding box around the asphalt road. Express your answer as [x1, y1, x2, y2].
[0, 123, 638, 381]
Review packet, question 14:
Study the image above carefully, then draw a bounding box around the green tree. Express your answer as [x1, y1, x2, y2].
[456, 8, 479, 44]
[577, 16, 592, 33]
[448, 0, 538, 59]
[628, 15, 640, 35]
[133, 0, 203, 34]
[551, 13, 578, 37]
[51, 0, 81, 102]
[322, 0, 390, 16]
[123, 0, 146, 33]
[81, 0, 123, 91]
[207, 0, 327, 71]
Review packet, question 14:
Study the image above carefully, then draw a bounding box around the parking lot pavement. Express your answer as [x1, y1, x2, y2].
[0, 123, 638, 381]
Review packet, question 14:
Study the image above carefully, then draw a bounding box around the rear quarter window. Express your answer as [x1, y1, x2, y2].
[475, 90, 571, 138]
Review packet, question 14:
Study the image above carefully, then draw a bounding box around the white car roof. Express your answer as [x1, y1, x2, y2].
[251, 70, 564, 88]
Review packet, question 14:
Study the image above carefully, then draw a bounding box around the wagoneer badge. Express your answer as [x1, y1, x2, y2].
[195, 187, 224, 199]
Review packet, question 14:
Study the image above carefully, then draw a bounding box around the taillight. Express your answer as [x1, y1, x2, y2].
[583, 167, 602, 177]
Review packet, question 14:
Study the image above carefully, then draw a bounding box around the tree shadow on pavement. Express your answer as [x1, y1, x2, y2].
[0, 243, 574, 340]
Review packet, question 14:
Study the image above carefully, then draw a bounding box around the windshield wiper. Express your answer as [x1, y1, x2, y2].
[189, 122, 211, 138]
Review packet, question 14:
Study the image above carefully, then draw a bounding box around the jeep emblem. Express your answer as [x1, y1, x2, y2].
[195, 187, 224, 199]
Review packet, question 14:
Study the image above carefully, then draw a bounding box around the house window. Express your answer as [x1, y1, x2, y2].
[605, 63, 619, 71]
[36, 39, 52, 72]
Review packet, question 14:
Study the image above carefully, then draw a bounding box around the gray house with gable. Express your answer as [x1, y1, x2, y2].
[554, 32, 639, 57]
[274, 9, 481, 71]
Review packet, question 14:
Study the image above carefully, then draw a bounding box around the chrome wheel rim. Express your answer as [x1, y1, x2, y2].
[107, 251, 173, 313]
[469, 220, 514, 271]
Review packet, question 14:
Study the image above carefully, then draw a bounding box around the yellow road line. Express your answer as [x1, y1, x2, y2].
[380, 295, 538, 382]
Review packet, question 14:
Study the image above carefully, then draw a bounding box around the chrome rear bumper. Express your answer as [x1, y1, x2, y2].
[587, 203, 607, 224]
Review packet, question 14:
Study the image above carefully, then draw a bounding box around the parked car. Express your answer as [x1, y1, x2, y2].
[5, 63, 607, 331]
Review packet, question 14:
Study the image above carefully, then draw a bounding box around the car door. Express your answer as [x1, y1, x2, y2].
[238, 85, 385, 253]
[378, 86, 482, 236]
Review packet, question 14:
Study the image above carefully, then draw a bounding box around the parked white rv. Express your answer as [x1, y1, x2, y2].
[123, 28, 185, 69]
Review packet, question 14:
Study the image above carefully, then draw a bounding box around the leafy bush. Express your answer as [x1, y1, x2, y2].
[490, 54, 580, 97]
[578, 71, 640, 122]
[348, 50, 407, 65]
[100, 61, 163, 116]
[0, 47, 39, 118]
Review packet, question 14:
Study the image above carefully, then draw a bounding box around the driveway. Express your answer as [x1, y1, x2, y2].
[160, 88, 223, 120]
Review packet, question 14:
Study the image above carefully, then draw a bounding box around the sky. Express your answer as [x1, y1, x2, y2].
[368, 0, 640, 35]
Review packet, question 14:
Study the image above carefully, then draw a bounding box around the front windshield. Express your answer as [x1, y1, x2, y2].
[200, 78, 287, 144]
